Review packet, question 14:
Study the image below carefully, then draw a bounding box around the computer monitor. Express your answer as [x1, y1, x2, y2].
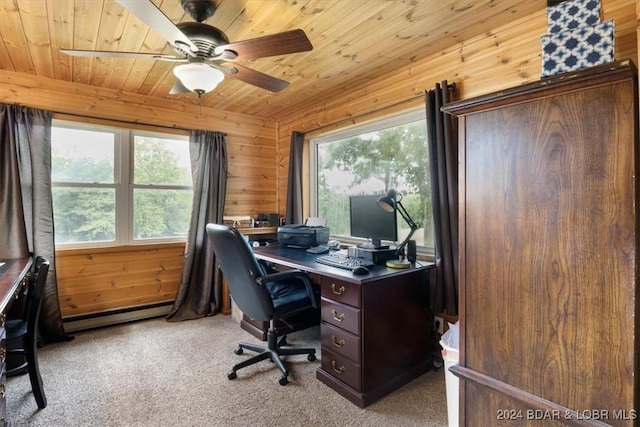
[349, 194, 398, 249]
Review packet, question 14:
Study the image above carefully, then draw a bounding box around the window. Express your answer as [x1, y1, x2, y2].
[51, 120, 192, 247]
[311, 109, 434, 252]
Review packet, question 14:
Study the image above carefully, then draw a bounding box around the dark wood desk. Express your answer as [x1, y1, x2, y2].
[253, 245, 435, 407]
[0, 257, 32, 424]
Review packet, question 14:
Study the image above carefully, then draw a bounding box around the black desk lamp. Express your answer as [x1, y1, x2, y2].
[376, 189, 418, 269]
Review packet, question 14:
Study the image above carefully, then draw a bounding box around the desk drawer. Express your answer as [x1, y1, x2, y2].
[321, 322, 360, 363]
[321, 299, 360, 335]
[320, 277, 360, 308]
[321, 347, 361, 391]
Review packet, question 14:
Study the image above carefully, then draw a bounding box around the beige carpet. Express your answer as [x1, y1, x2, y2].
[7, 315, 448, 427]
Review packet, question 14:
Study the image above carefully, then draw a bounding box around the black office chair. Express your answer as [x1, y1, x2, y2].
[206, 223, 320, 385]
[6, 255, 50, 409]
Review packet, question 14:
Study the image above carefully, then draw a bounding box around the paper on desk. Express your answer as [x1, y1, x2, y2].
[305, 217, 327, 227]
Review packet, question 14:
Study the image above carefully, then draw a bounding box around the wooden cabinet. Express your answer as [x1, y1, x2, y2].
[443, 60, 638, 426]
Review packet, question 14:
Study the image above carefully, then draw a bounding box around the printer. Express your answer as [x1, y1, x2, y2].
[277, 218, 330, 248]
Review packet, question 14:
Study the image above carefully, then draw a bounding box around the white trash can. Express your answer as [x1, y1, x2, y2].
[440, 340, 459, 427]
[439, 321, 459, 427]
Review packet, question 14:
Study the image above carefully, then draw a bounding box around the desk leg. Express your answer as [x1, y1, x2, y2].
[221, 279, 231, 315]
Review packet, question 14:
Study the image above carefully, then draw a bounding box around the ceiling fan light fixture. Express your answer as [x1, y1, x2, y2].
[173, 63, 224, 97]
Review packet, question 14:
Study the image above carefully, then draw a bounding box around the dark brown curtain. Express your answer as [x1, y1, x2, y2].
[167, 130, 227, 321]
[425, 82, 459, 315]
[285, 131, 305, 225]
[0, 103, 71, 343]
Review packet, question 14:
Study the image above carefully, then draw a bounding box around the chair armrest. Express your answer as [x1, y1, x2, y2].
[256, 270, 318, 308]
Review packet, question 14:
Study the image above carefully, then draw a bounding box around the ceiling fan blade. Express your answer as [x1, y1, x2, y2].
[216, 29, 312, 61]
[169, 79, 190, 95]
[222, 63, 289, 92]
[116, 0, 197, 54]
[60, 49, 185, 62]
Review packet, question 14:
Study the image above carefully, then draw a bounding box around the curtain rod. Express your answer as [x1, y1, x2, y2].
[52, 110, 227, 136]
[304, 82, 456, 135]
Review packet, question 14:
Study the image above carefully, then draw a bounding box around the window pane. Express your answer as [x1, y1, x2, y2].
[316, 119, 434, 248]
[133, 188, 193, 239]
[51, 127, 115, 183]
[52, 187, 116, 243]
[133, 135, 191, 185]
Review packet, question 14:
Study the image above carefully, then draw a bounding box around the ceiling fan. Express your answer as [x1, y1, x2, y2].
[61, 0, 313, 97]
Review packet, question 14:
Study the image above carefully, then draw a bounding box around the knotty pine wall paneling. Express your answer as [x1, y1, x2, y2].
[0, 72, 279, 317]
[56, 244, 185, 317]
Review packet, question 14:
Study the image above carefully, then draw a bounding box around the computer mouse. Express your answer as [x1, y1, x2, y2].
[352, 266, 370, 275]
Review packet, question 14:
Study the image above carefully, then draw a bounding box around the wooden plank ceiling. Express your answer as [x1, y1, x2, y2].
[0, 0, 547, 120]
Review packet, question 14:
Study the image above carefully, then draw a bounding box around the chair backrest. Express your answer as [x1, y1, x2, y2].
[206, 224, 274, 322]
[27, 256, 50, 337]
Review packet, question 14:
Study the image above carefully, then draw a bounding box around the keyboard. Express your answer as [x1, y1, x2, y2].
[315, 253, 375, 270]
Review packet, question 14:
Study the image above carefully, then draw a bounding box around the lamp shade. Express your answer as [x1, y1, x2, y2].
[376, 189, 399, 212]
[173, 63, 224, 97]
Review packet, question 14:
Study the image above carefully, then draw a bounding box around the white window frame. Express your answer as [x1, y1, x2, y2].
[52, 119, 191, 249]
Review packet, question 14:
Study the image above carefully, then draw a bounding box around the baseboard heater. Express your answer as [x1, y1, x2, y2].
[63, 301, 174, 333]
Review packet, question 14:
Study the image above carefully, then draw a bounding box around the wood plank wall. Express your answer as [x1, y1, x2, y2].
[276, 0, 639, 219]
[56, 243, 185, 316]
[0, 71, 278, 318]
[1, 0, 638, 318]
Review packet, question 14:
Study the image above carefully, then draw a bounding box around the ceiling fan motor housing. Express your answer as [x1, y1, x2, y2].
[171, 22, 230, 58]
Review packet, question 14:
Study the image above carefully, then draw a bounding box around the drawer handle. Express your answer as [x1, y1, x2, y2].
[331, 309, 345, 322]
[331, 335, 345, 348]
[331, 283, 345, 295]
[331, 360, 345, 374]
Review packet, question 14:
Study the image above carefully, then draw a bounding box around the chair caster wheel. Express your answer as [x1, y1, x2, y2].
[228, 371, 237, 380]
[234, 347, 243, 355]
[308, 353, 317, 362]
[279, 376, 289, 385]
